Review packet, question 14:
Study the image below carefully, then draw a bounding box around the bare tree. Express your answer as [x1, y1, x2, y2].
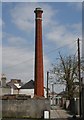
[51, 53, 78, 99]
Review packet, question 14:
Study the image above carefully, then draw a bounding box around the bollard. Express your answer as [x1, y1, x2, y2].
[44, 110, 50, 119]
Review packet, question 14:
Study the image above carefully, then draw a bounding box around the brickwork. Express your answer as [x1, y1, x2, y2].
[34, 8, 44, 97]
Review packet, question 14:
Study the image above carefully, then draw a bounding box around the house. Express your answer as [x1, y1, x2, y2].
[6, 79, 23, 94]
[19, 80, 48, 98]
[0, 75, 48, 98]
[57, 91, 67, 107]
[57, 91, 67, 98]
[19, 80, 34, 98]
[0, 74, 24, 95]
[48, 92, 58, 105]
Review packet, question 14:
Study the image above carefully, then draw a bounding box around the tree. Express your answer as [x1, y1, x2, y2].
[51, 53, 78, 99]
[81, 57, 84, 72]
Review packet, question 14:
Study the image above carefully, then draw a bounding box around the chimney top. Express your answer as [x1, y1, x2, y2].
[1, 74, 6, 79]
[34, 7, 43, 13]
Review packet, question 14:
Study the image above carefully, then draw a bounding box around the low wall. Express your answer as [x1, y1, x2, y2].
[70, 98, 79, 115]
[59, 98, 79, 115]
[2, 97, 50, 118]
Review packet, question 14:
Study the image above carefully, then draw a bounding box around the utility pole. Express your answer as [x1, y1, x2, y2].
[77, 38, 82, 118]
[52, 83, 54, 105]
[47, 71, 49, 99]
[82, 77, 84, 119]
[82, 2, 84, 118]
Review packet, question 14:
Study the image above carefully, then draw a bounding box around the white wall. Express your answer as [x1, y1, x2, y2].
[44, 89, 47, 98]
[19, 89, 34, 98]
[19, 89, 47, 98]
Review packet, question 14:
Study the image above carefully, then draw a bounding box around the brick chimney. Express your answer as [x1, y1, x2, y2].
[34, 8, 44, 97]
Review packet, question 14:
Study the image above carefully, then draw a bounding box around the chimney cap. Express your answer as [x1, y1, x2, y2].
[34, 7, 43, 13]
[1, 74, 6, 78]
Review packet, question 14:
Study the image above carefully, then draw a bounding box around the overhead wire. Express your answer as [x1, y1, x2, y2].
[3, 40, 76, 70]
[3, 40, 78, 80]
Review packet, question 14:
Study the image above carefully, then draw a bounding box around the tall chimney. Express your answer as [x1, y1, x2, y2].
[34, 8, 44, 97]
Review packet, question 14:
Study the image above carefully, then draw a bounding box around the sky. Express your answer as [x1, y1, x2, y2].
[2, 2, 82, 93]
[1, 0, 83, 2]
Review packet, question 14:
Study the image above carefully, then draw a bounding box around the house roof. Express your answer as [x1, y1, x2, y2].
[21, 80, 34, 89]
[48, 92, 57, 96]
[6, 79, 23, 89]
[57, 91, 67, 97]
[6, 82, 18, 89]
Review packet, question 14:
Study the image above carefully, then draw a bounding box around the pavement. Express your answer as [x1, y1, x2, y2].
[50, 105, 82, 120]
[50, 105, 72, 119]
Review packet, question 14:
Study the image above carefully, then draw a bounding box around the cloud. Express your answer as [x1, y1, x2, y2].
[46, 23, 82, 53]
[2, 46, 34, 80]
[10, 3, 58, 32]
[10, 3, 34, 32]
[2, 45, 51, 83]
[2, 31, 51, 83]
[7, 36, 28, 47]
[2, 31, 51, 82]
[10, 2, 82, 50]
[3, 32, 34, 50]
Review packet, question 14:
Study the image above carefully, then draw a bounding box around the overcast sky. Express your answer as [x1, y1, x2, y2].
[1, 2, 82, 93]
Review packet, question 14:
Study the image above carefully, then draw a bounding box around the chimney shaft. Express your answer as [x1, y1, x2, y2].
[34, 8, 44, 97]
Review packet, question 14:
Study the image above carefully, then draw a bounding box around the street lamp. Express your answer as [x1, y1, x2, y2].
[46, 71, 54, 99]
